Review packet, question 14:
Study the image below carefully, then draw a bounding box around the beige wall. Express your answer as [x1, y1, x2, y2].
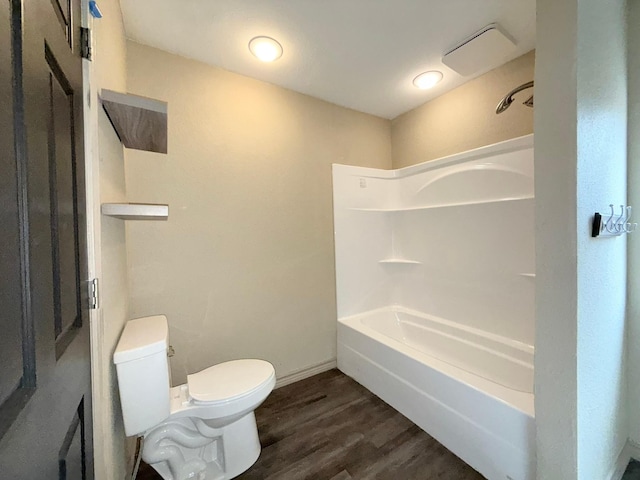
[391, 50, 535, 168]
[90, 0, 131, 478]
[124, 41, 391, 385]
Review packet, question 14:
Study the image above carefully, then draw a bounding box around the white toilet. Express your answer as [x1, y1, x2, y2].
[114, 315, 275, 480]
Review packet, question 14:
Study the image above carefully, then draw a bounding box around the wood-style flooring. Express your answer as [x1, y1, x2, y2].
[136, 369, 484, 480]
[623, 460, 640, 480]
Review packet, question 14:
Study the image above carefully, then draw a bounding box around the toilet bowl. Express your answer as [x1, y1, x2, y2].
[114, 315, 275, 480]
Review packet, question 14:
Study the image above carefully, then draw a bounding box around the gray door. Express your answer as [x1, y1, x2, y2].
[0, 0, 92, 477]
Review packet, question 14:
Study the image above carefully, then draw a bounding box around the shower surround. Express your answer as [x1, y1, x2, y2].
[332, 135, 535, 480]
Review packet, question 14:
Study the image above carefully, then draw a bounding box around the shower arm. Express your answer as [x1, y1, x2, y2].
[496, 81, 534, 114]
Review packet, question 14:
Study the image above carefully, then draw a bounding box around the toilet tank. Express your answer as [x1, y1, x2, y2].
[114, 315, 171, 436]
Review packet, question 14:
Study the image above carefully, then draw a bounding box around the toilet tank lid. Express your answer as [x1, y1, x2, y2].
[114, 315, 169, 365]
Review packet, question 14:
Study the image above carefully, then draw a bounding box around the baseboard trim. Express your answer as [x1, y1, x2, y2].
[629, 440, 640, 461]
[275, 359, 337, 389]
[609, 441, 638, 480]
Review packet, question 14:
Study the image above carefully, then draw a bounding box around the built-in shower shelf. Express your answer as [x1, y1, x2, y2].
[101, 203, 169, 220]
[518, 273, 536, 278]
[348, 195, 534, 212]
[378, 258, 422, 265]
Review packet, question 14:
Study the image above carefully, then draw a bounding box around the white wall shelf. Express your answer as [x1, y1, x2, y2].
[378, 258, 422, 264]
[348, 195, 534, 212]
[101, 203, 169, 220]
[518, 273, 536, 278]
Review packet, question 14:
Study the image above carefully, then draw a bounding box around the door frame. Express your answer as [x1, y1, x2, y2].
[79, 2, 105, 478]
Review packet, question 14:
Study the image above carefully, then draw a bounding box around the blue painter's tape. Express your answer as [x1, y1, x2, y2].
[89, 1, 103, 18]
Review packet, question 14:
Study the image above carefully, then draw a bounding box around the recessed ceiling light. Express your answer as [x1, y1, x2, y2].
[248, 36, 283, 62]
[413, 71, 443, 89]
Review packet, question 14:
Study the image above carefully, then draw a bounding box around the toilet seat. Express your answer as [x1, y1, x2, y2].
[187, 359, 275, 404]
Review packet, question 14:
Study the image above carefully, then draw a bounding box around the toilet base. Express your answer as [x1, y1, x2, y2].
[143, 412, 262, 480]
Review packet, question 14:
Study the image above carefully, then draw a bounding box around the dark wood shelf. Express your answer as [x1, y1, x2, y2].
[101, 89, 167, 154]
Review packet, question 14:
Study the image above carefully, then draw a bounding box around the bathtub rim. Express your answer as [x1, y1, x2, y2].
[364, 304, 535, 356]
[339, 305, 535, 418]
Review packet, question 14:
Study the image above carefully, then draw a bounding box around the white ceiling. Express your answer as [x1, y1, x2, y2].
[120, 0, 536, 119]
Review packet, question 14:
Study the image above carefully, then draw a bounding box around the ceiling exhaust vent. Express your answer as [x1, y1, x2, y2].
[442, 24, 516, 76]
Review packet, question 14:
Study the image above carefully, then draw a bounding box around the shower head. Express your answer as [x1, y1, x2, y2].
[495, 81, 534, 114]
[496, 96, 514, 114]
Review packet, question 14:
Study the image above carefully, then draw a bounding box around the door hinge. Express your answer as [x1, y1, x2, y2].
[89, 278, 99, 309]
[80, 27, 92, 61]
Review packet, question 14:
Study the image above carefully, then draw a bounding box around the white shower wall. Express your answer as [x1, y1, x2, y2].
[333, 135, 535, 346]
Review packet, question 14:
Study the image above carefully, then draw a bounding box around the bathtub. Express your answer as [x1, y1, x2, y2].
[338, 306, 535, 480]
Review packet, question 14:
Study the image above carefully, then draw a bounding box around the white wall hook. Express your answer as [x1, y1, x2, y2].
[592, 204, 636, 237]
